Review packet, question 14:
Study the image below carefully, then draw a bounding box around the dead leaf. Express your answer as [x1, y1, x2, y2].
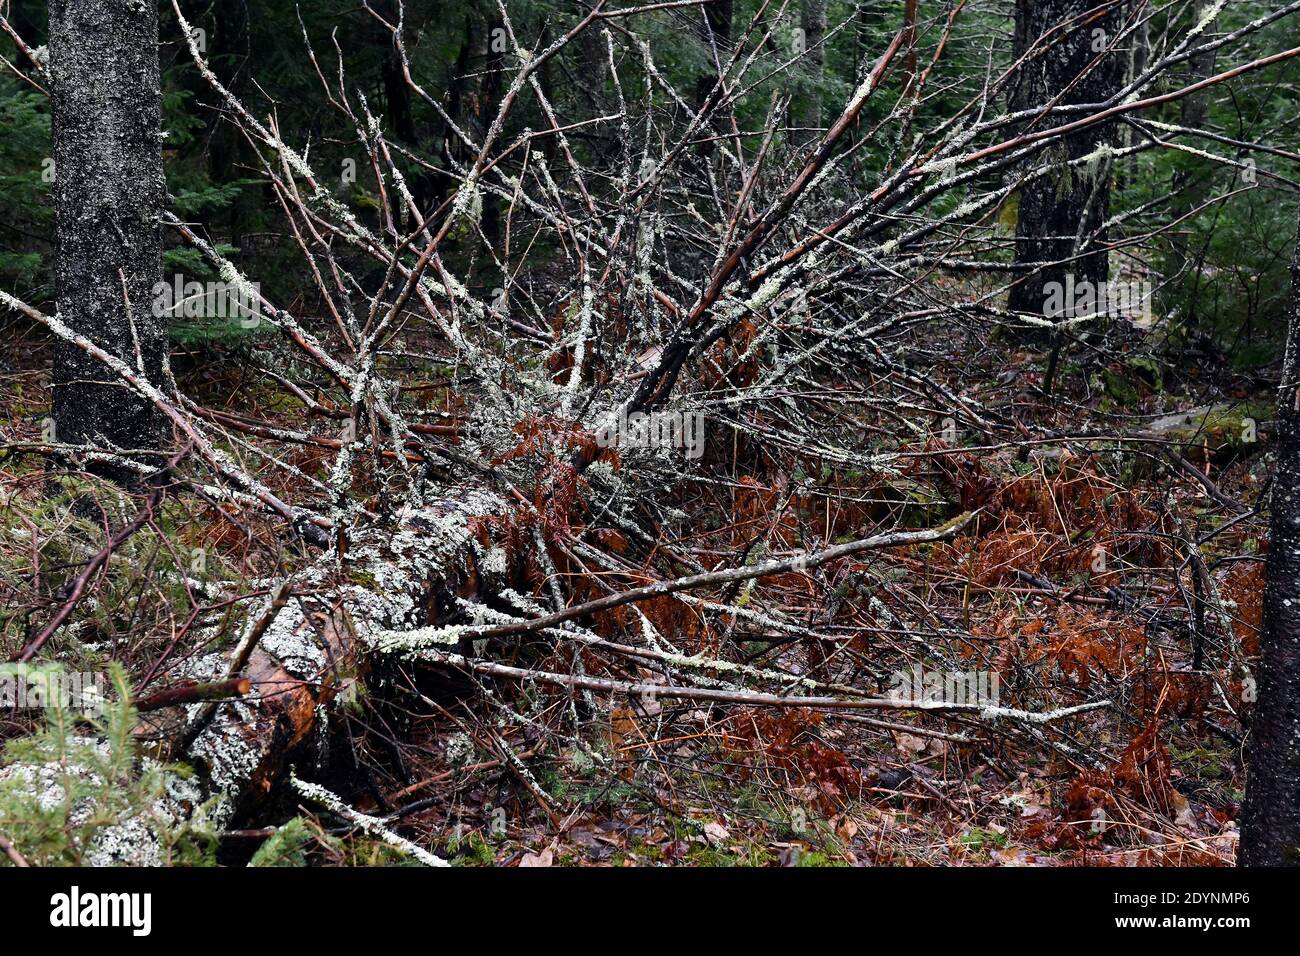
[895, 732, 927, 754]
[1170, 789, 1197, 830]
[519, 847, 554, 867]
[835, 815, 859, 841]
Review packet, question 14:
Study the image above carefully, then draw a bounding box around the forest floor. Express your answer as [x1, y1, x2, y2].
[0, 316, 1271, 866]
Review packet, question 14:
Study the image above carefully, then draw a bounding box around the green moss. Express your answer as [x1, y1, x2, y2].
[1146, 402, 1272, 457]
[1170, 742, 1231, 782]
[795, 849, 848, 867]
[348, 569, 379, 589]
[1098, 367, 1139, 406]
[450, 831, 496, 867]
[959, 827, 1009, 855]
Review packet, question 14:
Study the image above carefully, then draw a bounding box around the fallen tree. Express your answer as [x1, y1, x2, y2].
[0, 0, 1294, 858]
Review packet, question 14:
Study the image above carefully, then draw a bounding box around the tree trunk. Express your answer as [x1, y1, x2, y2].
[694, 0, 733, 118]
[441, 15, 475, 207]
[380, 26, 428, 233]
[203, 1, 248, 248]
[7, 0, 44, 45]
[1006, 0, 1123, 336]
[1165, 0, 1217, 321]
[481, 13, 506, 246]
[49, 0, 166, 475]
[1239, 214, 1300, 866]
[792, 0, 827, 147]
[139, 490, 509, 818]
[901, 0, 919, 96]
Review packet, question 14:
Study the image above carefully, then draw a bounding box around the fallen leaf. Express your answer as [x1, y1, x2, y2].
[1171, 789, 1197, 830]
[519, 847, 554, 867]
[835, 815, 859, 841]
[895, 732, 927, 754]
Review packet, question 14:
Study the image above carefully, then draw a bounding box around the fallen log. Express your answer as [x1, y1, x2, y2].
[136, 488, 510, 822]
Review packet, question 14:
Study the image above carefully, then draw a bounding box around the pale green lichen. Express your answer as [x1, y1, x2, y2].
[290, 774, 445, 866]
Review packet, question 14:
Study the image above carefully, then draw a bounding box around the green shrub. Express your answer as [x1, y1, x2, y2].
[0, 664, 218, 867]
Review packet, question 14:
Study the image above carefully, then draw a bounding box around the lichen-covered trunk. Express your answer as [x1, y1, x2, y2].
[49, 0, 166, 471]
[139, 490, 508, 821]
[1240, 217, 1300, 866]
[1006, 0, 1123, 334]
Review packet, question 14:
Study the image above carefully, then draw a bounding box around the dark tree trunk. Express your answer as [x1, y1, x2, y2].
[1165, 0, 1217, 319]
[480, 13, 506, 247]
[49, 0, 166, 474]
[441, 14, 475, 207]
[7, 0, 45, 45]
[792, 0, 827, 147]
[575, 3, 607, 116]
[1006, 0, 1123, 335]
[901, 0, 919, 96]
[694, 0, 733, 118]
[849, 2, 887, 151]
[206, 1, 247, 247]
[687, 0, 732, 184]
[380, 31, 428, 232]
[367, 0, 427, 233]
[536, 22, 559, 166]
[1114, 12, 1148, 194]
[1240, 215, 1300, 866]
[382, 45, 416, 146]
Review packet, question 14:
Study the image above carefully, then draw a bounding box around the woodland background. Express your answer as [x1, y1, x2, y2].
[0, 0, 1296, 867]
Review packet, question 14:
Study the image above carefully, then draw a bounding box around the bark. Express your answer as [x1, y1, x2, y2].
[138, 490, 508, 819]
[375, 0, 430, 232]
[1165, 1, 1218, 313]
[1239, 215, 1300, 866]
[1006, 0, 1123, 335]
[48, 0, 167, 475]
[6, 0, 44, 45]
[203, 1, 248, 247]
[792, 0, 827, 146]
[849, 2, 886, 151]
[574, 3, 608, 116]
[901, 0, 919, 95]
[441, 15, 476, 206]
[481, 12, 506, 245]
[693, 0, 733, 155]
[536, 22, 559, 166]
[694, 0, 733, 107]
[1114, 12, 1147, 193]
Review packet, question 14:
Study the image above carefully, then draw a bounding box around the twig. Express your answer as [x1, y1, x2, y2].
[392, 511, 978, 646]
[290, 773, 447, 867]
[135, 677, 252, 713]
[418, 650, 1110, 723]
[10, 485, 162, 663]
[0, 832, 29, 867]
